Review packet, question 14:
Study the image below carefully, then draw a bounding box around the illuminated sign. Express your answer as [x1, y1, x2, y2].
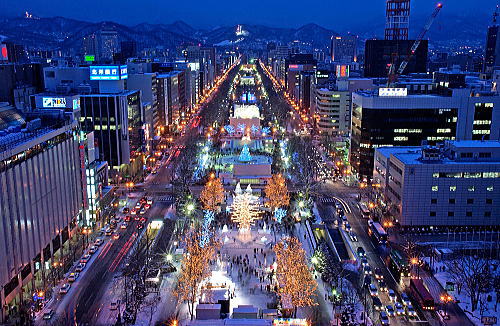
[0, 44, 7, 61]
[273, 319, 308, 326]
[288, 64, 303, 71]
[378, 87, 408, 97]
[336, 65, 349, 78]
[43, 97, 67, 108]
[90, 65, 128, 80]
[73, 98, 81, 111]
[84, 55, 95, 62]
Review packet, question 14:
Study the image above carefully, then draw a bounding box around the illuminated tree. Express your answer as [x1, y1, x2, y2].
[264, 173, 290, 214]
[274, 237, 317, 317]
[200, 177, 224, 211]
[174, 230, 221, 320]
[230, 183, 260, 231]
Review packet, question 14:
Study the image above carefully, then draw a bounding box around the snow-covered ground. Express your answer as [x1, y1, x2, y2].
[423, 257, 500, 326]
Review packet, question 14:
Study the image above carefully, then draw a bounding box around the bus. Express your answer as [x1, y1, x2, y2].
[387, 249, 410, 282]
[368, 221, 388, 244]
[359, 203, 370, 218]
[409, 278, 435, 310]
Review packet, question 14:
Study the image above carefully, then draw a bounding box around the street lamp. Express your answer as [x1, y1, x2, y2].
[440, 293, 452, 319]
[411, 257, 421, 278]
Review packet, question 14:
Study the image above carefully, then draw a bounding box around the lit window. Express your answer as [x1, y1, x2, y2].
[432, 186, 438, 192]
[432, 172, 439, 178]
[487, 186, 494, 191]
[468, 186, 475, 192]
[449, 186, 456, 192]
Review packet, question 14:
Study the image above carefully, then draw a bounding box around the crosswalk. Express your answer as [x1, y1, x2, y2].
[320, 197, 336, 205]
[156, 195, 175, 203]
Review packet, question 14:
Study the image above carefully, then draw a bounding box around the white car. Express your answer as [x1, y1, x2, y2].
[369, 284, 378, 296]
[388, 289, 397, 302]
[80, 254, 91, 263]
[89, 245, 98, 254]
[59, 283, 71, 294]
[349, 231, 358, 242]
[94, 238, 103, 246]
[75, 262, 86, 272]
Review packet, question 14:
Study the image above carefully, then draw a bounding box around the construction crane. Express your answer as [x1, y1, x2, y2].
[387, 2, 443, 85]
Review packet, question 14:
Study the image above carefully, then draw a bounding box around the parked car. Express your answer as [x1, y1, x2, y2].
[59, 283, 71, 294]
[372, 297, 383, 311]
[369, 283, 378, 296]
[385, 305, 395, 316]
[80, 254, 91, 263]
[361, 257, 369, 267]
[380, 311, 390, 325]
[349, 231, 358, 242]
[374, 268, 384, 280]
[395, 302, 405, 315]
[68, 272, 79, 282]
[388, 289, 397, 302]
[406, 304, 417, 317]
[364, 265, 372, 275]
[378, 280, 388, 292]
[89, 245, 98, 254]
[75, 263, 86, 272]
[43, 310, 55, 320]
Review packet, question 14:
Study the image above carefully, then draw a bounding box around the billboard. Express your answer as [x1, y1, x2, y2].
[90, 65, 128, 80]
[84, 55, 95, 62]
[378, 87, 408, 97]
[43, 97, 67, 108]
[336, 64, 350, 78]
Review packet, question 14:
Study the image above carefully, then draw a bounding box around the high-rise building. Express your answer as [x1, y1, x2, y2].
[81, 29, 119, 63]
[0, 105, 82, 321]
[285, 54, 317, 104]
[364, 39, 428, 78]
[350, 87, 500, 180]
[484, 6, 500, 74]
[384, 0, 410, 41]
[330, 34, 358, 63]
[311, 86, 351, 137]
[0, 63, 44, 109]
[120, 41, 137, 60]
[373, 141, 500, 227]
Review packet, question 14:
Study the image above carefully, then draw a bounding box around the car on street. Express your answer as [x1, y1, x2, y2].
[122, 207, 129, 214]
[94, 238, 103, 246]
[105, 228, 113, 236]
[401, 293, 411, 306]
[406, 304, 417, 317]
[385, 305, 395, 316]
[344, 222, 352, 232]
[357, 247, 366, 257]
[59, 283, 71, 294]
[139, 208, 146, 215]
[369, 283, 378, 296]
[395, 302, 405, 315]
[151, 169, 158, 174]
[89, 245, 98, 254]
[147, 198, 153, 205]
[124, 215, 131, 222]
[135, 202, 142, 209]
[372, 297, 383, 311]
[144, 204, 151, 210]
[80, 254, 91, 263]
[380, 311, 390, 325]
[388, 289, 397, 302]
[374, 268, 384, 280]
[109, 222, 117, 230]
[131, 209, 137, 215]
[43, 310, 55, 320]
[349, 231, 358, 242]
[378, 280, 388, 292]
[134, 215, 140, 221]
[364, 265, 372, 275]
[361, 257, 369, 267]
[121, 222, 128, 229]
[140, 217, 147, 223]
[363, 275, 372, 287]
[112, 232, 120, 240]
[68, 272, 79, 282]
[75, 263, 86, 272]
[137, 223, 145, 230]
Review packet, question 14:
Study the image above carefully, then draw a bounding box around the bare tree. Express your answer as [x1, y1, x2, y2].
[446, 255, 491, 311]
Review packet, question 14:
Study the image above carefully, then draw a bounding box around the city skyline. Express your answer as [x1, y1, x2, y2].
[0, 0, 497, 30]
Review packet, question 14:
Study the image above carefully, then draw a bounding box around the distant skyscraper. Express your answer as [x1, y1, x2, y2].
[384, 0, 410, 41]
[330, 34, 357, 62]
[82, 29, 119, 63]
[484, 6, 500, 74]
[120, 41, 137, 59]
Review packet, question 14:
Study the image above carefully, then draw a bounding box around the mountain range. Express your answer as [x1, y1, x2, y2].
[0, 13, 492, 53]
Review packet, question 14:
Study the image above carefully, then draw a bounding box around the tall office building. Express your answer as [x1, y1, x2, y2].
[330, 34, 358, 63]
[285, 54, 317, 104]
[385, 0, 410, 41]
[484, 6, 500, 74]
[350, 87, 500, 180]
[311, 86, 351, 137]
[374, 141, 500, 227]
[0, 105, 82, 321]
[120, 41, 137, 60]
[81, 29, 119, 63]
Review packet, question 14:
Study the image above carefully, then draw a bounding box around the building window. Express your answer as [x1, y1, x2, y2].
[448, 212, 454, 217]
[432, 186, 438, 192]
[431, 199, 437, 204]
[449, 186, 457, 192]
[432, 172, 439, 178]
[485, 211, 492, 217]
[430, 211, 436, 217]
[487, 186, 494, 192]
[486, 199, 493, 204]
[449, 199, 455, 204]
[466, 211, 473, 217]
[468, 186, 475, 192]
[467, 199, 474, 204]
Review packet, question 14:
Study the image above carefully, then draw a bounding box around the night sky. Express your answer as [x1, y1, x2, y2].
[0, 0, 497, 30]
